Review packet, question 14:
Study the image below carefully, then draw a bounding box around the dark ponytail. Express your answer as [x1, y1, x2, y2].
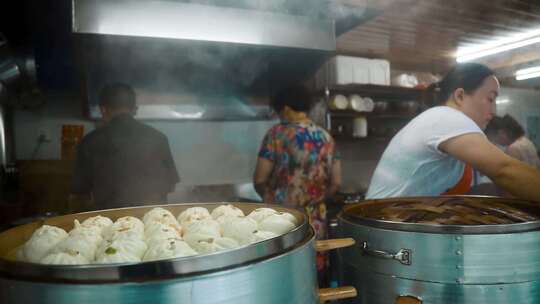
[428, 63, 495, 105]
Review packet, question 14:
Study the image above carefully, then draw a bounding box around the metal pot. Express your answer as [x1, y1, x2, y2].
[335, 196, 540, 304]
[0, 202, 356, 304]
[395, 100, 420, 115]
[373, 101, 389, 114]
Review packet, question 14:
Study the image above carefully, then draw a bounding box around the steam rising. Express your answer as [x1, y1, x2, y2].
[78, 0, 367, 119]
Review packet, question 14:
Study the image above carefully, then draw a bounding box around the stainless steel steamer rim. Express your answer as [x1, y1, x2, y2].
[340, 195, 540, 234]
[0, 202, 311, 282]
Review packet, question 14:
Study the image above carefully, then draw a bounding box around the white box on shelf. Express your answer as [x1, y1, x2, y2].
[369, 59, 391, 85]
[315, 55, 390, 88]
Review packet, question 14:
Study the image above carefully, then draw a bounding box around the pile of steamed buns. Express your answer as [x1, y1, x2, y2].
[17, 205, 297, 265]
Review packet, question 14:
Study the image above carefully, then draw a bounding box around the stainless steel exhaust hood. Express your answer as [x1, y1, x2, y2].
[72, 0, 338, 120]
[72, 0, 336, 51]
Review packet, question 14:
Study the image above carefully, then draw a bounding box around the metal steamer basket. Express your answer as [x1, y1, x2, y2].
[0, 202, 355, 304]
[336, 196, 540, 304]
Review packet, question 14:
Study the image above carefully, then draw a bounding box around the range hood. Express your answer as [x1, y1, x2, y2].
[72, 0, 366, 120]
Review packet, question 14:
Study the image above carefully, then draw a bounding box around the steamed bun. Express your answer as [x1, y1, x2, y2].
[70, 220, 104, 246]
[278, 212, 298, 225]
[221, 217, 258, 245]
[40, 251, 89, 265]
[211, 204, 244, 219]
[142, 238, 197, 261]
[95, 249, 141, 264]
[145, 222, 182, 248]
[254, 230, 279, 242]
[189, 237, 240, 254]
[177, 207, 211, 227]
[22, 225, 68, 263]
[104, 216, 145, 240]
[53, 234, 100, 261]
[96, 237, 148, 263]
[183, 219, 221, 248]
[81, 216, 113, 234]
[142, 207, 178, 226]
[247, 208, 279, 223]
[258, 214, 296, 235]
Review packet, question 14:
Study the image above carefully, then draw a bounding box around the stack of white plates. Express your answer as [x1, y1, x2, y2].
[329, 94, 349, 110]
[349, 95, 374, 112]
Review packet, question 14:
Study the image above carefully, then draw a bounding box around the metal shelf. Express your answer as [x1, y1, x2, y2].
[321, 84, 426, 101]
[329, 110, 417, 119]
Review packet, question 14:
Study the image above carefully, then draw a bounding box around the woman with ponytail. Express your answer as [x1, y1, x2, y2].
[367, 63, 540, 202]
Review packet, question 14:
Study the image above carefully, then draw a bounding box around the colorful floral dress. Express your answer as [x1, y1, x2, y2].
[258, 120, 339, 276]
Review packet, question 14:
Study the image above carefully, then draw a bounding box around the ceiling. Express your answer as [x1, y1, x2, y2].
[338, 0, 540, 88]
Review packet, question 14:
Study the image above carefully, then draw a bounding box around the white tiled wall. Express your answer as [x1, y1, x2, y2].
[13, 93, 275, 191]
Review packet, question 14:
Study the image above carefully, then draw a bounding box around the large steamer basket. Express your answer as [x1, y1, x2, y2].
[336, 196, 540, 304]
[0, 202, 355, 304]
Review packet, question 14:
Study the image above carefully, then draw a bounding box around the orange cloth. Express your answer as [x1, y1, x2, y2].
[442, 164, 472, 195]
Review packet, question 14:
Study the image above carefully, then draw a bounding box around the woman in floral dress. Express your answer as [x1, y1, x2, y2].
[254, 85, 342, 284]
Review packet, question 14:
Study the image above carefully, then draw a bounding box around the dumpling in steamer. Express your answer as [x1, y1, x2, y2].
[104, 216, 145, 240]
[247, 208, 279, 223]
[190, 237, 240, 254]
[95, 237, 148, 263]
[81, 216, 113, 235]
[221, 217, 258, 245]
[52, 234, 100, 261]
[22, 225, 68, 263]
[211, 204, 244, 219]
[278, 212, 298, 225]
[183, 219, 221, 248]
[113, 216, 145, 233]
[215, 214, 248, 226]
[254, 230, 279, 242]
[142, 238, 197, 261]
[177, 207, 211, 227]
[247, 208, 298, 226]
[95, 248, 141, 264]
[258, 214, 296, 235]
[108, 230, 145, 244]
[145, 222, 182, 248]
[145, 221, 182, 237]
[142, 207, 178, 226]
[40, 251, 89, 265]
[70, 220, 104, 246]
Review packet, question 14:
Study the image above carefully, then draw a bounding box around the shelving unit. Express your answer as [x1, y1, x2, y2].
[320, 84, 435, 140]
[321, 84, 426, 101]
[329, 110, 417, 119]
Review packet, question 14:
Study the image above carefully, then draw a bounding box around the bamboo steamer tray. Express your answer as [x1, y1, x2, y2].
[342, 196, 540, 234]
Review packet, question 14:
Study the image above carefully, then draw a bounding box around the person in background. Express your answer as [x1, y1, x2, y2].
[253, 84, 341, 284]
[489, 114, 540, 169]
[469, 116, 505, 196]
[484, 116, 505, 149]
[367, 63, 540, 201]
[71, 83, 179, 211]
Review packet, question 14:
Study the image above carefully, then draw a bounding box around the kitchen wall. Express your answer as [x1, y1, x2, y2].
[13, 92, 275, 201]
[14, 93, 95, 161]
[336, 138, 387, 193]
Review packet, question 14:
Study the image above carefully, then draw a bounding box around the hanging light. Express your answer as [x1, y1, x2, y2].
[456, 28, 540, 63]
[515, 66, 540, 81]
